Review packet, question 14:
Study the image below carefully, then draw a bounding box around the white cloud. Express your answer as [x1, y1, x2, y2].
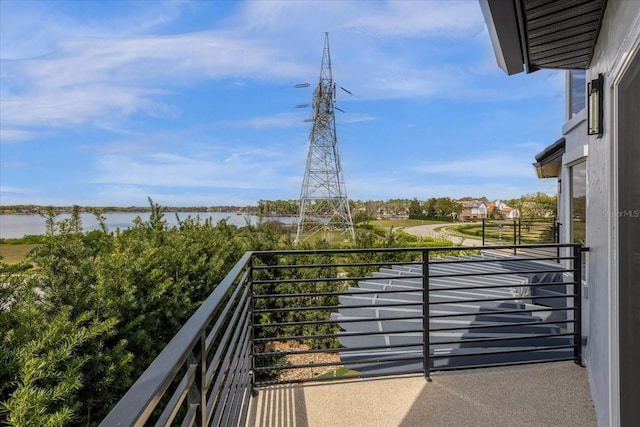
[0, 129, 42, 143]
[217, 113, 307, 129]
[1, 85, 173, 127]
[1, 25, 313, 130]
[0, 0, 192, 60]
[214, 111, 377, 129]
[0, 184, 37, 197]
[21, 33, 307, 89]
[0, 0, 492, 136]
[232, 1, 483, 38]
[73, 184, 272, 207]
[413, 154, 537, 178]
[339, 113, 378, 124]
[348, 174, 554, 202]
[90, 143, 300, 191]
[344, 1, 483, 37]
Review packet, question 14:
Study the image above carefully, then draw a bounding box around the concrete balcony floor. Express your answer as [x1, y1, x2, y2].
[247, 361, 596, 427]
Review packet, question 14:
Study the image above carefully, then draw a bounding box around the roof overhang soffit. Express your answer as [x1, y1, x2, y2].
[480, 0, 524, 75]
[480, 0, 608, 75]
[533, 137, 565, 178]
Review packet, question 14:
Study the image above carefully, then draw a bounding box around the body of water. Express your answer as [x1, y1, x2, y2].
[0, 212, 297, 239]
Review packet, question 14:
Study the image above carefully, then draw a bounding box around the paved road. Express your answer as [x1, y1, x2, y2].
[403, 223, 484, 247]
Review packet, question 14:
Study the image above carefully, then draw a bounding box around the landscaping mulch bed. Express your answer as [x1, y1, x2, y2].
[265, 341, 343, 382]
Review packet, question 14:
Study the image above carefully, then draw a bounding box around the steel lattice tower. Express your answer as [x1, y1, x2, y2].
[295, 33, 355, 243]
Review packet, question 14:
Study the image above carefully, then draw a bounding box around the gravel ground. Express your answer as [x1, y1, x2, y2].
[266, 341, 342, 382]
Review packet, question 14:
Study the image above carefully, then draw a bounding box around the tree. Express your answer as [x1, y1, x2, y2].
[423, 198, 436, 216]
[409, 198, 422, 216]
[352, 211, 371, 224]
[2, 307, 115, 427]
[433, 197, 461, 216]
[509, 193, 558, 218]
[1, 199, 247, 426]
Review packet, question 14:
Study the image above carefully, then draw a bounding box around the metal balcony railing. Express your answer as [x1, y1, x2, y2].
[481, 218, 559, 247]
[100, 243, 584, 427]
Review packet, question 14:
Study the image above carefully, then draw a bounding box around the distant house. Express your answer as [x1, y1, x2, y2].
[487, 200, 520, 219]
[495, 200, 509, 211]
[460, 200, 487, 220]
[502, 206, 519, 219]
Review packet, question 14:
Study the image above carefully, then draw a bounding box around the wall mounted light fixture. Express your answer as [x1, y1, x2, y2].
[588, 73, 604, 137]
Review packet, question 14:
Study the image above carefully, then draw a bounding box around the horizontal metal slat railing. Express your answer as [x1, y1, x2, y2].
[250, 247, 429, 386]
[101, 243, 584, 425]
[423, 243, 583, 379]
[481, 218, 559, 245]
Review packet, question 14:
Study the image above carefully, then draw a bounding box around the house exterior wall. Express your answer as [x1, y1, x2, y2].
[559, 108, 588, 248]
[558, 107, 589, 372]
[461, 201, 488, 220]
[571, 2, 640, 425]
[477, 203, 487, 217]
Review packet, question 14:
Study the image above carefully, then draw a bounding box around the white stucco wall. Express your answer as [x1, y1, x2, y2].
[574, 2, 640, 426]
[559, 107, 588, 368]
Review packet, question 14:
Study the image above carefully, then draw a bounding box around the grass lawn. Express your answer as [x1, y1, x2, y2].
[444, 228, 476, 241]
[294, 230, 355, 246]
[295, 220, 448, 244]
[371, 219, 447, 228]
[317, 366, 360, 378]
[0, 244, 39, 264]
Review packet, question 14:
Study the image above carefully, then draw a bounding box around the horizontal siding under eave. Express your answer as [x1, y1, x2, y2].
[528, 24, 598, 48]
[534, 54, 592, 69]
[526, 1, 605, 31]
[524, 0, 594, 19]
[527, 11, 603, 40]
[534, 50, 592, 65]
[523, 0, 562, 12]
[532, 40, 595, 61]
[528, 31, 597, 55]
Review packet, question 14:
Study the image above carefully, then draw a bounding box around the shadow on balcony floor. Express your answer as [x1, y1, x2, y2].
[246, 361, 596, 427]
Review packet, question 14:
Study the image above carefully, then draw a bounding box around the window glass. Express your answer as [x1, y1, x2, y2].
[569, 70, 586, 118]
[570, 161, 587, 276]
[570, 161, 586, 245]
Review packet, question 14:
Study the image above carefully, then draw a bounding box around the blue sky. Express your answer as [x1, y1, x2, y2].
[0, 0, 565, 207]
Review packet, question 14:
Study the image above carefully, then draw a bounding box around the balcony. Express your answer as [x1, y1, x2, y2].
[248, 362, 595, 426]
[99, 243, 594, 426]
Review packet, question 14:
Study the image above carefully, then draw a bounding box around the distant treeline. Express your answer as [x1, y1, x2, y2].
[1, 193, 556, 218]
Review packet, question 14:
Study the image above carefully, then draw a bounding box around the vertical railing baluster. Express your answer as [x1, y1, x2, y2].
[248, 255, 257, 396]
[185, 334, 204, 427]
[422, 249, 432, 382]
[200, 332, 206, 426]
[574, 244, 584, 366]
[556, 220, 561, 261]
[518, 218, 522, 245]
[482, 219, 486, 245]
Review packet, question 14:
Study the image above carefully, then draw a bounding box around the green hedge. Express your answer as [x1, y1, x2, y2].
[408, 214, 454, 222]
[0, 235, 47, 245]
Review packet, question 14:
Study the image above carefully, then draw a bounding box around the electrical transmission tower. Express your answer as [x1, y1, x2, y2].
[295, 33, 355, 244]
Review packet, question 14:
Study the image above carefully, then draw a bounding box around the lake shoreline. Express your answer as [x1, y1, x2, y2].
[0, 212, 297, 239]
